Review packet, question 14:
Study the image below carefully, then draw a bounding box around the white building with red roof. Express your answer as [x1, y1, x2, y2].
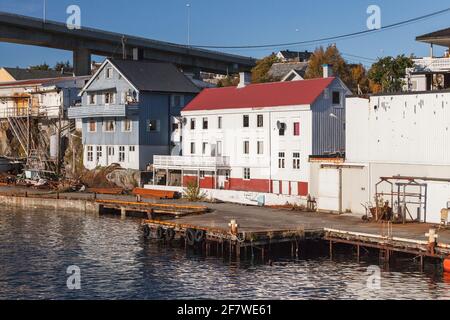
[151, 68, 350, 205]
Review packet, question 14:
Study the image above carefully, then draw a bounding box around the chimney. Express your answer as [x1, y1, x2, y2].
[238, 72, 252, 88]
[323, 64, 332, 78]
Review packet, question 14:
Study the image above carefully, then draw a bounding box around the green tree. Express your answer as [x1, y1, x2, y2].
[368, 55, 414, 93]
[251, 54, 280, 83]
[29, 63, 50, 71]
[54, 61, 73, 73]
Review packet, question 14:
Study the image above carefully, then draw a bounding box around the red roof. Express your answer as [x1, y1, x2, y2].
[183, 77, 335, 112]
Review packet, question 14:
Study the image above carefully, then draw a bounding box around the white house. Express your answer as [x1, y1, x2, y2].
[310, 92, 450, 223]
[151, 68, 350, 205]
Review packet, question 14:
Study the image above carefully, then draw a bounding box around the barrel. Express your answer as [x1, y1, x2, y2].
[444, 257, 450, 273]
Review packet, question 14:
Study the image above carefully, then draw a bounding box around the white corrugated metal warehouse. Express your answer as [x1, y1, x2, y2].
[311, 93, 450, 224]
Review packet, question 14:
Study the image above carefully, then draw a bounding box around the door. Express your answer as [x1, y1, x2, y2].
[317, 168, 341, 212]
[282, 181, 290, 195]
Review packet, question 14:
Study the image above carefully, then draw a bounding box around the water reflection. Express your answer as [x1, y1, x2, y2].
[0, 208, 449, 300]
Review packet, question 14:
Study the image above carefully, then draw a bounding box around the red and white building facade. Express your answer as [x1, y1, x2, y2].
[152, 71, 350, 204]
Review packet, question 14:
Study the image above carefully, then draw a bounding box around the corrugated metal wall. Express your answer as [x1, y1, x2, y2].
[312, 79, 346, 155]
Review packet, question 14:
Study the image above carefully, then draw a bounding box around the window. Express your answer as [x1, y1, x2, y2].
[225, 171, 230, 181]
[202, 117, 208, 130]
[147, 120, 160, 132]
[104, 120, 116, 132]
[119, 146, 125, 162]
[202, 142, 208, 155]
[293, 153, 301, 170]
[104, 92, 115, 105]
[243, 141, 250, 155]
[190, 142, 196, 154]
[88, 120, 97, 132]
[190, 118, 196, 130]
[278, 152, 285, 169]
[218, 116, 222, 129]
[129, 146, 135, 152]
[257, 141, 264, 155]
[88, 94, 96, 105]
[332, 91, 341, 105]
[243, 115, 249, 128]
[122, 119, 132, 132]
[106, 68, 113, 79]
[96, 146, 102, 161]
[108, 146, 115, 157]
[293, 122, 300, 136]
[243, 168, 251, 180]
[217, 141, 222, 156]
[172, 95, 182, 107]
[279, 123, 286, 136]
[87, 146, 93, 162]
[200, 171, 206, 179]
[257, 115, 264, 128]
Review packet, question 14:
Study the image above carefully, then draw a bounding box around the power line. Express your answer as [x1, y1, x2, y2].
[190, 7, 450, 50]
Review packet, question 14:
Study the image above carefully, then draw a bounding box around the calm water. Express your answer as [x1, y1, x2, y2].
[0, 208, 449, 300]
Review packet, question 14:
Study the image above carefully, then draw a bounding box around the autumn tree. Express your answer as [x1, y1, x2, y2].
[251, 54, 280, 83]
[217, 75, 239, 87]
[368, 55, 414, 93]
[304, 45, 371, 94]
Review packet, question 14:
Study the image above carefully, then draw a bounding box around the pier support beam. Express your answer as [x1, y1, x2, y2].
[121, 208, 126, 219]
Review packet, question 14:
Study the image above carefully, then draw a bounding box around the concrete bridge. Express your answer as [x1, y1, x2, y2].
[0, 11, 256, 76]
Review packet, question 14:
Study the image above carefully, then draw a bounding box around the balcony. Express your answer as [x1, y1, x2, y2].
[67, 103, 139, 119]
[413, 57, 450, 73]
[153, 155, 231, 170]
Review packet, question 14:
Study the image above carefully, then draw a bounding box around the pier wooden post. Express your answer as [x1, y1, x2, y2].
[236, 244, 241, 260]
[329, 241, 333, 260]
[121, 208, 126, 219]
[357, 245, 360, 263]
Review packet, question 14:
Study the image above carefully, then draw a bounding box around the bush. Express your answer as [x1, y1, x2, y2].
[183, 181, 206, 202]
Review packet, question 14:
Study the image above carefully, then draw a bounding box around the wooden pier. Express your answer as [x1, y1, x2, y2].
[97, 199, 208, 219]
[140, 202, 450, 266]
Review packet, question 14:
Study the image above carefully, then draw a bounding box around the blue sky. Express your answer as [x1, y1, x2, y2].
[0, 0, 449, 68]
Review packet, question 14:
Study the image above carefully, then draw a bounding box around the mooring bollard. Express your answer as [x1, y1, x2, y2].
[228, 219, 239, 235]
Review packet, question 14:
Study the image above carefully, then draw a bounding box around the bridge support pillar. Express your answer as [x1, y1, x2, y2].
[73, 48, 91, 76]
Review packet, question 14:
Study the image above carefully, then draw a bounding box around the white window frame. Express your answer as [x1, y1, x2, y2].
[106, 67, 113, 79]
[104, 92, 115, 105]
[190, 142, 196, 155]
[217, 141, 222, 157]
[88, 120, 97, 133]
[293, 152, 301, 170]
[243, 141, 250, 155]
[96, 146, 103, 161]
[278, 152, 286, 169]
[104, 120, 116, 133]
[202, 142, 208, 155]
[257, 141, 264, 155]
[218, 116, 222, 129]
[88, 94, 96, 105]
[243, 168, 251, 180]
[122, 119, 132, 132]
[87, 146, 94, 162]
[119, 146, 126, 163]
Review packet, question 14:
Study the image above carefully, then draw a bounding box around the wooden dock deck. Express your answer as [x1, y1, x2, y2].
[141, 202, 450, 263]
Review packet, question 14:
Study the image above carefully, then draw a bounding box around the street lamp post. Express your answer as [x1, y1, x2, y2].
[186, 4, 191, 47]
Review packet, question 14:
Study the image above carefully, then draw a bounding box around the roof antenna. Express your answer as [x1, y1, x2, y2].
[121, 35, 127, 60]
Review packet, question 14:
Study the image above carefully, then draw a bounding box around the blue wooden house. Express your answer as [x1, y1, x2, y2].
[68, 58, 200, 170]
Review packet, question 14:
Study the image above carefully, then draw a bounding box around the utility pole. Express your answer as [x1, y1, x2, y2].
[186, 4, 191, 47]
[43, 0, 47, 24]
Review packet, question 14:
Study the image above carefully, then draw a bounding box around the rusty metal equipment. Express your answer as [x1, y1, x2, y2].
[375, 177, 428, 224]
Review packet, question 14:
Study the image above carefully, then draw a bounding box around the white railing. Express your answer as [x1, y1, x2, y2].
[413, 57, 450, 72]
[153, 155, 231, 168]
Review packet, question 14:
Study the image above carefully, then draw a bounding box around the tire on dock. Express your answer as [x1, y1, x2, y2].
[143, 225, 151, 239]
[186, 228, 196, 246]
[165, 228, 176, 242]
[156, 226, 165, 240]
